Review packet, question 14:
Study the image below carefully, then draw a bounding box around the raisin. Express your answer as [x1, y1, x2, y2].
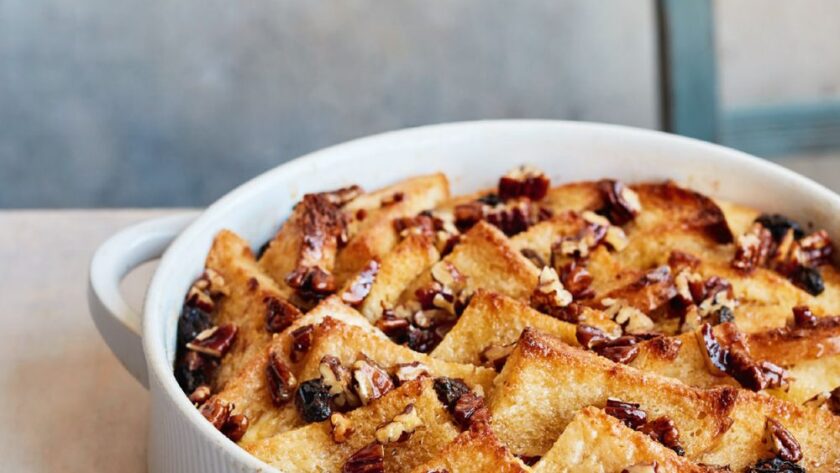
[714, 306, 735, 325]
[433, 377, 470, 410]
[744, 457, 805, 473]
[755, 214, 804, 241]
[295, 378, 333, 423]
[791, 265, 825, 296]
[177, 305, 212, 349]
[477, 193, 502, 206]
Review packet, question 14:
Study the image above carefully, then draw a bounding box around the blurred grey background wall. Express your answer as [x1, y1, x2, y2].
[1, 0, 839, 207]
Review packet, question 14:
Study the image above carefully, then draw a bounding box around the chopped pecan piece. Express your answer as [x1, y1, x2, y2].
[452, 391, 490, 428]
[290, 324, 315, 363]
[732, 222, 774, 273]
[764, 418, 802, 463]
[393, 362, 431, 385]
[374, 403, 424, 444]
[531, 266, 573, 312]
[341, 259, 380, 307]
[638, 417, 684, 455]
[594, 337, 642, 364]
[323, 185, 364, 207]
[266, 350, 297, 406]
[575, 324, 611, 349]
[792, 306, 817, 328]
[186, 324, 238, 358]
[188, 384, 212, 405]
[342, 443, 384, 473]
[604, 398, 647, 429]
[479, 343, 516, 371]
[320, 355, 359, 410]
[793, 229, 833, 268]
[265, 296, 302, 333]
[598, 179, 642, 225]
[352, 356, 395, 405]
[498, 166, 550, 201]
[696, 323, 729, 376]
[559, 260, 594, 300]
[199, 397, 232, 430]
[697, 323, 790, 391]
[375, 312, 411, 342]
[221, 414, 249, 442]
[330, 412, 354, 443]
[295, 378, 333, 423]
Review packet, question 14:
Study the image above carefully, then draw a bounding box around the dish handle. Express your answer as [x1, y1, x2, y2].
[88, 212, 199, 388]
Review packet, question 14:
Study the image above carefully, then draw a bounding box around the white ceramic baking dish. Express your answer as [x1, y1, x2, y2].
[87, 120, 840, 472]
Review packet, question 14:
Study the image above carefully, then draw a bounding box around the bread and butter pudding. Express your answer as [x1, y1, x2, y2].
[173, 168, 840, 472]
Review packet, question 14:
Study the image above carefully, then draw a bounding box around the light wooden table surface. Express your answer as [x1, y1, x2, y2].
[0, 209, 190, 472]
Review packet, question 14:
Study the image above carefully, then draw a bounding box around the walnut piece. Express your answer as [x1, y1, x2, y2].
[374, 403, 424, 444]
[320, 355, 360, 410]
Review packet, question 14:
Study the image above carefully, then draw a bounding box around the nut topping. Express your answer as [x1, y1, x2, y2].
[265, 296, 303, 333]
[479, 343, 516, 371]
[341, 259, 380, 307]
[452, 391, 490, 428]
[330, 412, 354, 443]
[497, 166, 550, 201]
[266, 350, 298, 406]
[352, 356, 395, 405]
[697, 323, 790, 391]
[221, 414, 249, 442]
[199, 397, 232, 430]
[764, 418, 802, 463]
[531, 266, 573, 311]
[732, 222, 774, 273]
[637, 416, 684, 455]
[186, 324, 238, 358]
[342, 443, 384, 473]
[604, 398, 647, 430]
[320, 355, 360, 409]
[598, 179, 642, 225]
[188, 384, 212, 405]
[393, 362, 431, 385]
[290, 324, 315, 363]
[374, 404, 424, 444]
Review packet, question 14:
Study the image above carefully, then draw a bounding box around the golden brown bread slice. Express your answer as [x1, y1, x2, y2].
[248, 379, 460, 473]
[410, 422, 531, 473]
[341, 232, 440, 322]
[402, 221, 540, 305]
[631, 319, 840, 403]
[238, 315, 496, 447]
[488, 329, 737, 458]
[335, 173, 450, 283]
[213, 296, 372, 445]
[533, 407, 712, 473]
[204, 229, 299, 390]
[491, 328, 840, 471]
[431, 290, 578, 365]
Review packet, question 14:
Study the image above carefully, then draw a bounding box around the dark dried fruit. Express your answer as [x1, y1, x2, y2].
[265, 295, 303, 333]
[177, 305, 212, 349]
[517, 455, 541, 467]
[341, 259, 380, 307]
[375, 312, 411, 343]
[267, 350, 297, 406]
[637, 417, 683, 454]
[434, 377, 471, 410]
[186, 324, 238, 358]
[477, 193, 502, 206]
[221, 414, 249, 442]
[342, 443, 384, 473]
[295, 378, 333, 423]
[452, 391, 490, 428]
[498, 167, 550, 201]
[790, 265, 825, 296]
[792, 306, 817, 328]
[604, 398, 647, 429]
[175, 350, 214, 393]
[290, 324, 315, 363]
[598, 179, 642, 225]
[765, 418, 802, 463]
[830, 386, 840, 415]
[745, 457, 805, 473]
[755, 214, 804, 241]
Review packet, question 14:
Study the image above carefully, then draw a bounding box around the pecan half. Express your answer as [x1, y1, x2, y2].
[764, 418, 802, 463]
[498, 166, 550, 201]
[341, 259, 380, 307]
[221, 414, 249, 442]
[375, 312, 411, 342]
[267, 350, 297, 406]
[265, 296, 302, 333]
[452, 391, 490, 428]
[559, 260, 594, 300]
[199, 397, 232, 430]
[186, 324, 238, 358]
[598, 179, 642, 225]
[342, 443, 384, 473]
[374, 403, 424, 444]
[352, 356, 395, 405]
[604, 398, 647, 430]
[638, 417, 684, 455]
